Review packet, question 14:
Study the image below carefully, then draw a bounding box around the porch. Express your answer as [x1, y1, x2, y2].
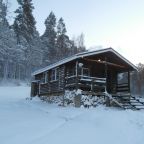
[65, 75, 106, 95]
[65, 55, 131, 97]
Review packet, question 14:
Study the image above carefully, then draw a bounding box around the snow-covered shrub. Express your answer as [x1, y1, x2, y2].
[81, 95, 105, 108]
[38, 90, 105, 108]
[40, 95, 63, 104]
[81, 95, 92, 108]
[64, 91, 105, 107]
[64, 90, 75, 106]
[37, 90, 76, 106]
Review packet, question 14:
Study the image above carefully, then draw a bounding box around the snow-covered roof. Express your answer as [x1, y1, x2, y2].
[32, 48, 137, 76]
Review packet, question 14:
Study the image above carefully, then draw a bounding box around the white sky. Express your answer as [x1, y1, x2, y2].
[9, 0, 144, 64]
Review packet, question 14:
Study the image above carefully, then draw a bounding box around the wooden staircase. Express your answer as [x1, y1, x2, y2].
[106, 93, 144, 110]
[124, 96, 144, 110]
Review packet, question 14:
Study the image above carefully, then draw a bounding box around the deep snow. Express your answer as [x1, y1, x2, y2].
[0, 86, 144, 144]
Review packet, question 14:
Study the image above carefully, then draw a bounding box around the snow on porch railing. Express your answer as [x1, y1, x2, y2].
[79, 75, 106, 83]
[65, 75, 106, 81]
[65, 75, 106, 89]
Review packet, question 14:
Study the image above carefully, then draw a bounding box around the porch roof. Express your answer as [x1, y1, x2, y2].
[32, 48, 137, 76]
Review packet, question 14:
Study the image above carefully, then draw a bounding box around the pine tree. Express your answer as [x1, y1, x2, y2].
[13, 0, 23, 44]
[57, 18, 66, 36]
[41, 11, 57, 65]
[0, 0, 10, 80]
[13, 0, 43, 79]
[22, 0, 36, 42]
[0, 0, 21, 80]
[0, 0, 8, 27]
[56, 18, 71, 59]
[14, 0, 36, 43]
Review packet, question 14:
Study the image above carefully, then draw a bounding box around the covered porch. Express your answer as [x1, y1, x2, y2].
[65, 50, 132, 96]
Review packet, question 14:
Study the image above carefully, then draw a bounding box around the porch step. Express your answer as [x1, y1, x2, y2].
[80, 91, 144, 110]
[110, 93, 144, 110]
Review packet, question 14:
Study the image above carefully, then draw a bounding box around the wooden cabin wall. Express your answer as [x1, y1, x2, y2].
[78, 59, 106, 78]
[64, 61, 77, 90]
[37, 65, 66, 96]
[91, 64, 105, 78]
[58, 65, 65, 91]
[65, 62, 76, 76]
[35, 73, 43, 81]
[40, 83, 50, 95]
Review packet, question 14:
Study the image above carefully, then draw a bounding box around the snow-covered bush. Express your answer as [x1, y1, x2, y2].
[38, 90, 105, 108]
[40, 95, 63, 104]
[64, 90, 75, 106]
[81, 95, 105, 108]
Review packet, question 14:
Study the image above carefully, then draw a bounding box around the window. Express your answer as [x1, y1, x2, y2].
[81, 68, 90, 76]
[50, 68, 58, 81]
[117, 72, 128, 84]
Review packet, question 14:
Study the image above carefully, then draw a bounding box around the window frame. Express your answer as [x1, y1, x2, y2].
[81, 67, 90, 76]
[44, 72, 48, 83]
[50, 68, 58, 82]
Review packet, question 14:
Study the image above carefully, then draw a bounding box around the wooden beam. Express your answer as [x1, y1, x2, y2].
[83, 58, 125, 68]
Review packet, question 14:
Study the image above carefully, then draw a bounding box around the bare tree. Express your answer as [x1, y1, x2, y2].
[73, 33, 86, 53]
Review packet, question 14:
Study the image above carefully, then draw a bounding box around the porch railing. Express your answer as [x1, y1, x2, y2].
[65, 75, 106, 93]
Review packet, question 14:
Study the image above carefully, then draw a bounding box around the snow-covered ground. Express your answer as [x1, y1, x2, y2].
[0, 86, 144, 144]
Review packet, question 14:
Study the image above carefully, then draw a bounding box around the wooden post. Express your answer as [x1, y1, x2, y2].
[38, 82, 40, 97]
[116, 72, 118, 93]
[106, 96, 111, 107]
[74, 94, 81, 107]
[74, 60, 81, 107]
[104, 57, 108, 101]
[63, 66, 66, 107]
[128, 70, 130, 93]
[75, 60, 79, 90]
[104, 57, 108, 93]
[127, 70, 131, 101]
[91, 79, 94, 93]
[62, 92, 65, 107]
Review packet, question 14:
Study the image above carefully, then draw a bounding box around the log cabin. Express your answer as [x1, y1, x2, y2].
[31, 48, 142, 109]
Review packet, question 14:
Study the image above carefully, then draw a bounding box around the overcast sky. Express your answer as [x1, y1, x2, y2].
[9, 0, 144, 64]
